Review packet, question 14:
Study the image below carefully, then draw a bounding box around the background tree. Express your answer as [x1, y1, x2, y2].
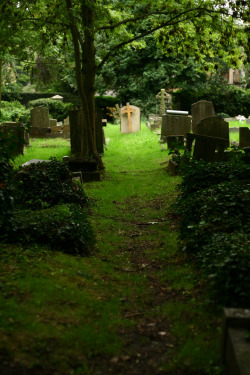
[2, 0, 249, 168]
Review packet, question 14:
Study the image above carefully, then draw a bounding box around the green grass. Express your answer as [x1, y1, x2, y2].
[0, 123, 223, 374]
[13, 138, 71, 168]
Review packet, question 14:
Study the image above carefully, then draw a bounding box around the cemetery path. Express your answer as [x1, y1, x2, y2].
[84, 166, 221, 375]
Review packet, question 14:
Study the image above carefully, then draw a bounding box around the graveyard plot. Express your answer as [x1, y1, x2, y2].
[0, 123, 224, 375]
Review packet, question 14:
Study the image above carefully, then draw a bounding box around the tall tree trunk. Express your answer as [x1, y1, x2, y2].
[0, 59, 2, 120]
[65, 0, 104, 169]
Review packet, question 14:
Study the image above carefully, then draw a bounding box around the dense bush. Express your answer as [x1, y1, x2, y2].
[0, 133, 15, 240]
[11, 204, 95, 255]
[172, 85, 250, 117]
[174, 158, 250, 307]
[14, 158, 88, 209]
[0, 100, 30, 124]
[2, 92, 81, 108]
[29, 98, 73, 121]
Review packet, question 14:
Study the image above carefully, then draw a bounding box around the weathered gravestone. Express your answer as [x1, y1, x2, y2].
[161, 113, 191, 144]
[31, 106, 50, 128]
[222, 308, 250, 375]
[49, 119, 57, 127]
[30, 106, 51, 138]
[191, 100, 215, 134]
[0, 122, 27, 156]
[239, 127, 250, 148]
[185, 133, 228, 162]
[246, 118, 250, 125]
[196, 116, 229, 148]
[120, 103, 140, 134]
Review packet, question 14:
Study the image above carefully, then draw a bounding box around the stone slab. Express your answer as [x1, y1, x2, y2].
[196, 116, 229, 148]
[31, 106, 50, 128]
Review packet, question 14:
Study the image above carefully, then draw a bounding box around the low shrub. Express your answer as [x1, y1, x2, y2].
[29, 98, 73, 121]
[174, 158, 250, 307]
[0, 133, 15, 240]
[11, 204, 95, 255]
[196, 233, 250, 306]
[14, 158, 88, 209]
[0, 100, 30, 124]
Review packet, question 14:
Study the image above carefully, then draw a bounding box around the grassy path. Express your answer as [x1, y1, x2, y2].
[0, 124, 222, 375]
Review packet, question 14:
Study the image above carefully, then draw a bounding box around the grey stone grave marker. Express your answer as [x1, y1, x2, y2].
[191, 100, 215, 134]
[31, 106, 50, 128]
[161, 113, 191, 143]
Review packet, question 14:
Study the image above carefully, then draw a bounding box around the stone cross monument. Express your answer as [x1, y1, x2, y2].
[156, 89, 171, 116]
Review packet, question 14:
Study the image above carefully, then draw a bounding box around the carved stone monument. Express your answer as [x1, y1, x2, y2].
[156, 89, 171, 116]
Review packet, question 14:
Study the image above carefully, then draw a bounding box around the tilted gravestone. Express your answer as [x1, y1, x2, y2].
[191, 100, 215, 134]
[120, 103, 140, 134]
[239, 127, 250, 148]
[161, 114, 191, 142]
[196, 116, 229, 148]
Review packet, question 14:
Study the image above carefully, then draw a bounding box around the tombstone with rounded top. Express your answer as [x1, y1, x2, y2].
[191, 100, 215, 134]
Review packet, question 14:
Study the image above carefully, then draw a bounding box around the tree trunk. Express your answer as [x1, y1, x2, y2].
[66, 0, 104, 170]
[0, 59, 2, 120]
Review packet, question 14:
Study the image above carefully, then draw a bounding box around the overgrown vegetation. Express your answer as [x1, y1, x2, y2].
[0, 124, 224, 375]
[0, 138, 93, 254]
[174, 158, 250, 307]
[0, 100, 30, 123]
[29, 98, 73, 121]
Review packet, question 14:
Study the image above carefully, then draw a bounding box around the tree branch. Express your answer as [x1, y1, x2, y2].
[97, 6, 228, 31]
[96, 9, 220, 72]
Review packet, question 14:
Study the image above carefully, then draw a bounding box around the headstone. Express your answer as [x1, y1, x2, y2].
[191, 100, 215, 134]
[30, 106, 50, 128]
[156, 89, 171, 115]
[196, 116, 229, 148]
[185, 133, 228, 162]
[246, 118, 250, 125]
[161, 114, 191, 142]
[51, 95, 63, 102]
[239, 127, 250, 148]
[222, 308, 250, 375]
[30, 127, 51, 138]
[69, 108, 85, 156]
[64, 116, 70, 126]
[120, 103, 140, 134]
[49, 119, 57, 127]
[0, 123, 26, 156]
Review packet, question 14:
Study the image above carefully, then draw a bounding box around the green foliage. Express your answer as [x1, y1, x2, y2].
[0, 133, 15, 240]
[11, 204, 95, 255]
[2, 92, 81, 108]
[14, 158, 88, 209]
[29, 98, 73, 121]
[0, 100, 30, 123]
[174, 159, 250, 307]
[172, 83, 250, 117]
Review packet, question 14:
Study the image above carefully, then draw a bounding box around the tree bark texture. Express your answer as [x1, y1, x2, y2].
[65, 0, 104, 169]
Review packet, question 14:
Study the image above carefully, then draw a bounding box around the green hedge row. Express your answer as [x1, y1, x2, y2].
[173, 158, 250, 307]
[172, 86, 250, 117]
